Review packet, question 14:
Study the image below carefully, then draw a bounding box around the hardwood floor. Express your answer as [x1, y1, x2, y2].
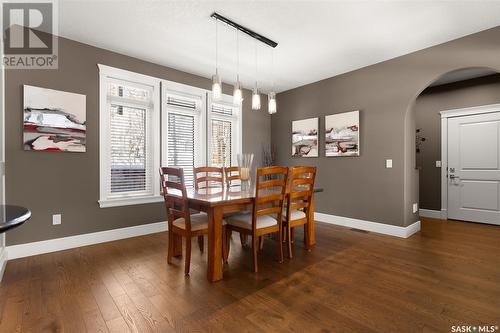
[0, 217, 499, 332]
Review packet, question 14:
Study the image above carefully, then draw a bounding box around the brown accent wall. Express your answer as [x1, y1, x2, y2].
[273, 26, 500, 227]
[415, 74, 500, 211]
[5, 35, 270, 246]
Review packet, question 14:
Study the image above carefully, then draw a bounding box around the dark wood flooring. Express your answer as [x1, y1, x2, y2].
[0, 218, 499, 332]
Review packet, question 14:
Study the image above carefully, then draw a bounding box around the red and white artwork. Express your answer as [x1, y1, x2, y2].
[325, 110, 360, 157]
[292, 117, 319, 157]
[23, 85, 86, 152]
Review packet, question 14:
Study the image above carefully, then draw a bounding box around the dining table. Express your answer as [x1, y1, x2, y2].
[170, 184, 322, 282]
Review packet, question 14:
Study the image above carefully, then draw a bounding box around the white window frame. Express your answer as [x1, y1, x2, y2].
[207, 94, 242, 167]
[98, 64, 162, 208]
[161, 80, 207, 175]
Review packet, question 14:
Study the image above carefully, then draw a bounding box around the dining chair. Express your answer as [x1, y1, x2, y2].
[224, 166, 241, 188]
[282, 166, 316, 259]
[160, 167, 210, 275]
[193, 167, 224, 190]
[223, 166, 251, 247]
[224, 166, 289, 272]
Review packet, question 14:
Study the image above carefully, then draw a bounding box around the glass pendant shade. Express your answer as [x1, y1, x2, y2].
[233, 80, 243, 105]
[251, 87, 261, 110]
[268, 92, 277, 114]
[212, 72, 222, 100]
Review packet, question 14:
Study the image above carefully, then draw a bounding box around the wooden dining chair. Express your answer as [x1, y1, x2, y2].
[282, 166, 316, 259]
[193, 167, 224, 190]
[160, 167, 210, 275]
[224, 166, 289, 272]
[223, 166, 250, 247]
[224, 166, 241, 188]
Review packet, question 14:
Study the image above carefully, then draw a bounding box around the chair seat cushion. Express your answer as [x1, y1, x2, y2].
[283, 209, 307, 221]
[227, 213, 278, 230]
[173, 213, 209, 231]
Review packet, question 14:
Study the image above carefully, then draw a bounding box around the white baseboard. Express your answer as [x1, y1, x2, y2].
[0, 248, 7, 282]
[419, 209, 443, 219]
[315, 212, 421, 238]
[6, 221, 167, 260]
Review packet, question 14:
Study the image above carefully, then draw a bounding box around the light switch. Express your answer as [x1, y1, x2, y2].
[386, 159, 393, 168]
[52, 214, 61, 225]
[412, 203, 418, 213]
[436, 160, 442, 168]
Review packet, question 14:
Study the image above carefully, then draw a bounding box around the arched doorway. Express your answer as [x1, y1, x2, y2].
[406, 67, 500, 224]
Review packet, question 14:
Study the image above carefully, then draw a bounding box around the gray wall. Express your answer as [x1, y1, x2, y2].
[5, 35, 271, 246]
[273, 26, 500, 227]
[415, 74, 500, 210]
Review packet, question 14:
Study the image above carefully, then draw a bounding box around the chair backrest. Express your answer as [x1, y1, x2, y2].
[224, 166, 241, 188]
[286, 166, 316, 218]
[252, 166, 289, 229]
[159, 167, 192, 230]
[193, 167, 224, 190]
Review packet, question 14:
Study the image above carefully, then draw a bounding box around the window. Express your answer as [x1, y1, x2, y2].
[162, 81, 206, 188]
[99, 65, 161, 207]
[98, 66, 242, 207]
[208, 98, 241, 168]
[162, 81, 241, 187]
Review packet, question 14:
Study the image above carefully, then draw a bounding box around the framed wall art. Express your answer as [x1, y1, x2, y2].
[325, 110, 359, 157]
[23, 85, 86, 152]
[292, 117, 318, 157]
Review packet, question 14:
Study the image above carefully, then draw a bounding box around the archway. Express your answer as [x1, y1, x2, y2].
[404, 67, 500, 225]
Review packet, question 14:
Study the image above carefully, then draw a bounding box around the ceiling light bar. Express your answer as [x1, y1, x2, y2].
[210, 12, 278, 48]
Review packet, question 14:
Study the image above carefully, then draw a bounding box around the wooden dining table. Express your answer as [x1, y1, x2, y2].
[170, 185, 321, 282]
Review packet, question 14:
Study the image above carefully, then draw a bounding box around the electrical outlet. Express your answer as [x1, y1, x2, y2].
[52, 214, 61, 225]
[385, 159, 393, 168]
[412, 203, 418, 214]
[436, 160, 442, 168]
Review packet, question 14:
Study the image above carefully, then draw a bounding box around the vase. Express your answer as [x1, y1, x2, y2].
[237, 153, 254, 191]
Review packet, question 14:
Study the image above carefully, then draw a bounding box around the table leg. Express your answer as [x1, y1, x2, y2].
[207, 206, 224, 282]
[305, 193, 316, 249]
[173, 234, 182, 257]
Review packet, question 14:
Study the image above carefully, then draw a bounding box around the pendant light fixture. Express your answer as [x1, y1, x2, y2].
[268, 48, 277, 114]
[209, 12, 279, 110]
[268, 92, 276, 114]
[233, 29, 243, 105]
[212, 18, 222, 101]
[251, 40, 261, 110]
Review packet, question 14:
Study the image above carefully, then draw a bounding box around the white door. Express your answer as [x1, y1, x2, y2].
[447, 112, 500, 225]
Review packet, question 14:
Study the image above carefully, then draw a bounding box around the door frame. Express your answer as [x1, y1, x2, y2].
[0, 45, 5, 281]
[440, 103, 500, 220]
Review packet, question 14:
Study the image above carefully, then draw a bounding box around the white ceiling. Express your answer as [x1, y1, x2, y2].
[58, 1, 500, 93]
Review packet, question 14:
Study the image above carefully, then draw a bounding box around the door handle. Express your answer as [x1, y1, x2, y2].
[449, 174, 460, 179]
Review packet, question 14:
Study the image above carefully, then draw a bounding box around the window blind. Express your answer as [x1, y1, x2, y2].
[167, 112, 195, 187]
[109, 104, 152, 196]
[211, 104, 233, 116]
[167, 96, 196, 109]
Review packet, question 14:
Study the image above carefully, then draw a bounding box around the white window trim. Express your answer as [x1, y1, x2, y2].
[97, 66, 243, 208]
[161, 80, 207, 170]
[207, 94, 242, 167]
[98, 64, 161, 208]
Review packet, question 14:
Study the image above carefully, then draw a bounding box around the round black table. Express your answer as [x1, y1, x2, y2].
[0, 205, 31, 233]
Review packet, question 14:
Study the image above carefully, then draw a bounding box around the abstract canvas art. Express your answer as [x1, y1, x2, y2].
[23, 85, 86, 152]
[325, 110, 360, 157]
[292, 117, 318, 157]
